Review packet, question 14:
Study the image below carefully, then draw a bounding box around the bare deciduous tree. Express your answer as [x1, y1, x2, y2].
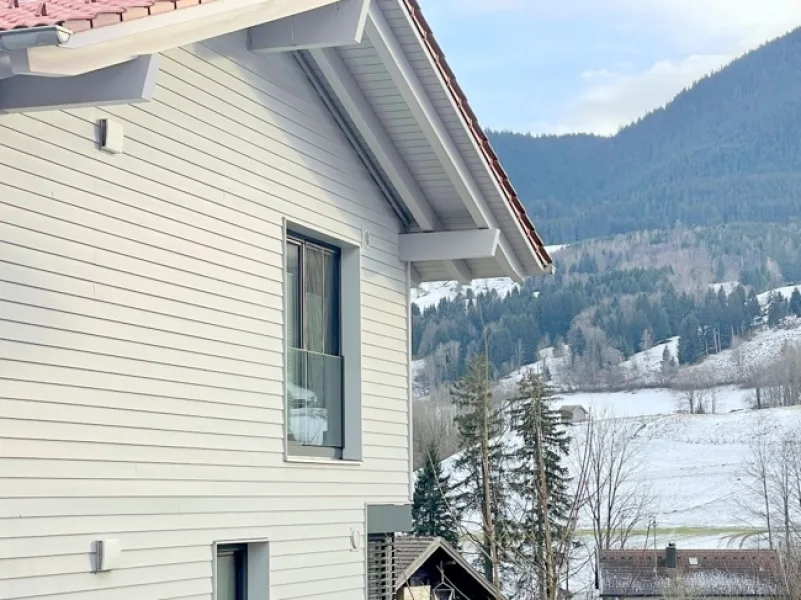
[740, 419, 775, 548]
[577, 408, 654, 583]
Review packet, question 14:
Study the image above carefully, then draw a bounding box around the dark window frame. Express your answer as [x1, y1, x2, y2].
[286, 231, 344, 459]
[217, 544, 248, 600]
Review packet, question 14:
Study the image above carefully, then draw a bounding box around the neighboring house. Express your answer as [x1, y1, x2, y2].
[598, 544, 782, 599]
[395, 537, 503, 600]
[0, 1, 552, 599]
[559, 404, 589, 424]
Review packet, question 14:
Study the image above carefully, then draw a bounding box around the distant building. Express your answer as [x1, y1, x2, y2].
[597, 543, 782, 599]
[559, 404, 589, 424]
[395, 537, 503, 600]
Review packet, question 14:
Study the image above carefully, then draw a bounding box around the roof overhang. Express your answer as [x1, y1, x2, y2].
[2, 0, 337, 76]
[0, 0, 553, 283]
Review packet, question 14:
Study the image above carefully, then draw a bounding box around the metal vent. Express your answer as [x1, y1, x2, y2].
[367, 533, 395, 600]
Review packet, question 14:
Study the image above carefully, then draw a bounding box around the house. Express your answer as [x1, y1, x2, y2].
[559, 404, 589, 424]
[395, 537, 503, 600]
[0, 0, 552, 598]
[598, 544, 782, 599]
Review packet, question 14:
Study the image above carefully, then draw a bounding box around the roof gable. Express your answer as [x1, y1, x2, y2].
[394, 536, 503, 599]
[0, 0, 552, 282]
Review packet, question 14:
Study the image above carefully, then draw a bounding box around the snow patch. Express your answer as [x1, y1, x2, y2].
[412, 278, 519, 311]
[411, 246, 569, 311]
[709, 281, 741, 295]
[757, 284, 801, 306]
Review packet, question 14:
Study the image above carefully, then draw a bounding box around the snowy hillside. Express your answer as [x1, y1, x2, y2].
[411, 244, 568, 310]
[496, 345, 572, 393]
[412, 278, 519, 311]
[438, 386, 801, 594]
[685, 318, 801, 385]
[758, 284, 801, 305]
[617, 337, 678, 384]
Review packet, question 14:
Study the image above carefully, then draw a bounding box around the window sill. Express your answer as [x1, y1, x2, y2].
[284, 454, 362, 466]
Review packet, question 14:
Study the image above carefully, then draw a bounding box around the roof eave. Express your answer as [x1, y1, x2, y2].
[399, 0, 553, 275]
[5, 0, 337, 76]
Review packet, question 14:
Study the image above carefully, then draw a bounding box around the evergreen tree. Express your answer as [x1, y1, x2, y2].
[451, 355, 510, 587]
[412, 441, 459, 547]
[767, 292, 789, 327]
[790, 288, 801, 317]
[678, 314, 702, 365]
[715, 258, 726, 282]
[509, 372, 572, 600]
[746, 289, 762, 325]
[660, 344, 676, 377]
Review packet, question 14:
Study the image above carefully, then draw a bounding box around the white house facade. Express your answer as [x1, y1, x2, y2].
[0, 1, 552, 599]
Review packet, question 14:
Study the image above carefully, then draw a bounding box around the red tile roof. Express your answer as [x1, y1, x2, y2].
[0, 0, 212, 33]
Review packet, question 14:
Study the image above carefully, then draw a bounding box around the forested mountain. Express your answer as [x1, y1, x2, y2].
[489, 27, 801, 243]
[412, 224, 801, 390]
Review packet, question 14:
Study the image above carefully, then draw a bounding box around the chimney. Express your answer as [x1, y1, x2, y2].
[666, 543, 677, 569]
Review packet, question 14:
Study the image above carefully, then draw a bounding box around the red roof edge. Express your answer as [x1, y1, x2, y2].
[401, 0, 553, 273]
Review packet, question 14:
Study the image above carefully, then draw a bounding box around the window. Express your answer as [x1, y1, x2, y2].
[217, 544, 247, 600]
[215, 541, 270, 600]
[285, 232, 344, 457]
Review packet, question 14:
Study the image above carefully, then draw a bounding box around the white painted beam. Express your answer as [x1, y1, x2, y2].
[0, 54, 11, 80]
[310, 46, 438, 230]
[444, 259, 472, 285]
[495, 236, 526, 283]
[309, 46, 472, 282]
[0, 54, 159, 113]
[249, 0, 370, 53]
[365, 5, 529, 281]
[398, 229, 500, 263]
[11, 0, 337, 76]
[410, 264, 422, 287]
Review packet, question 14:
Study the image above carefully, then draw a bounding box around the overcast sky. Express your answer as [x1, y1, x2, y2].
[421, 1, 801, 135]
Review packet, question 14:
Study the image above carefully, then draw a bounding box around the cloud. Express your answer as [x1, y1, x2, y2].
[547, 53, 732, 135]
[422, 0, 801, 135]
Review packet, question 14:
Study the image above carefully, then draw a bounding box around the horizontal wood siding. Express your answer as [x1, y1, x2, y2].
[0, 30, 410, 600]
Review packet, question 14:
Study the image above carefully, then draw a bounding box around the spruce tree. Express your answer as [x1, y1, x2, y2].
[509, 372, 572, 600]
[451, 354, 510, 587]
[678, 314, 701, 365]
[790, 288, 801, 317]
[767, 292, 789, 327]
[412, 441, 459, 547]
[660, 344, 676, 377]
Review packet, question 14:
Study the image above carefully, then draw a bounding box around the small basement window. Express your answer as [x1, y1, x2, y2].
[689, 557, 699, 567]
[215, 541, 270, 600]
[217, 544, 247, 600]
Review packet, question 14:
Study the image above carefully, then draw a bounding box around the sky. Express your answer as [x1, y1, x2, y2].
[421, 1, 801, 136]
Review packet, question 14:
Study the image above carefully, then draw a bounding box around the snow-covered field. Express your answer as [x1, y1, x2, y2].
[441, 385, 800, 594]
